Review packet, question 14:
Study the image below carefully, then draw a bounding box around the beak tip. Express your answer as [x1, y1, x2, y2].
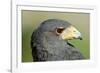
[80, 38, 82, 40]
[79, 37, 83, 40]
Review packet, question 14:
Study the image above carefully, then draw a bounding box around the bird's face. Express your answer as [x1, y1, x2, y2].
[56, 26, 82, 40]
[40, 19, 82, 40]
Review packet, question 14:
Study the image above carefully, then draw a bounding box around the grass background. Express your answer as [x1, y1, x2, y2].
[22, 10, 90, 62]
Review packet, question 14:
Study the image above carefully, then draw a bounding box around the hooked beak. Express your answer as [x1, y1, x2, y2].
[60, 26, 82, 40]
[78, 36, 83, 40]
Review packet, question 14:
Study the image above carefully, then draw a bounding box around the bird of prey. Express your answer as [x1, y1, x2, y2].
[31, 19, 85, 62]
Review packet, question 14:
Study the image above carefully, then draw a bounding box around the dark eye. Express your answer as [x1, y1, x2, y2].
[56, 27, 65, 35]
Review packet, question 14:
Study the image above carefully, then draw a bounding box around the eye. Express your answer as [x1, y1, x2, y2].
[56, 27, 65, 35]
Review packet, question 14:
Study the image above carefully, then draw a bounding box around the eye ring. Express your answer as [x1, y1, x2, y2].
[55, 27, 65, 35]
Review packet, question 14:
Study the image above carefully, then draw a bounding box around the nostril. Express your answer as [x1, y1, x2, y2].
[73, 31, 76, 32]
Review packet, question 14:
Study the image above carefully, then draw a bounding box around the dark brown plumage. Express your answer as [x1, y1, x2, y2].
[31, 19, 85, 62]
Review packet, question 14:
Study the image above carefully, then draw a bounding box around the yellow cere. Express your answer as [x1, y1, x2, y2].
[60, 26, 81, 40]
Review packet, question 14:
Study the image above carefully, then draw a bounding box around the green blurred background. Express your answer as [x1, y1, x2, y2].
[22, 10, 90, 62]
